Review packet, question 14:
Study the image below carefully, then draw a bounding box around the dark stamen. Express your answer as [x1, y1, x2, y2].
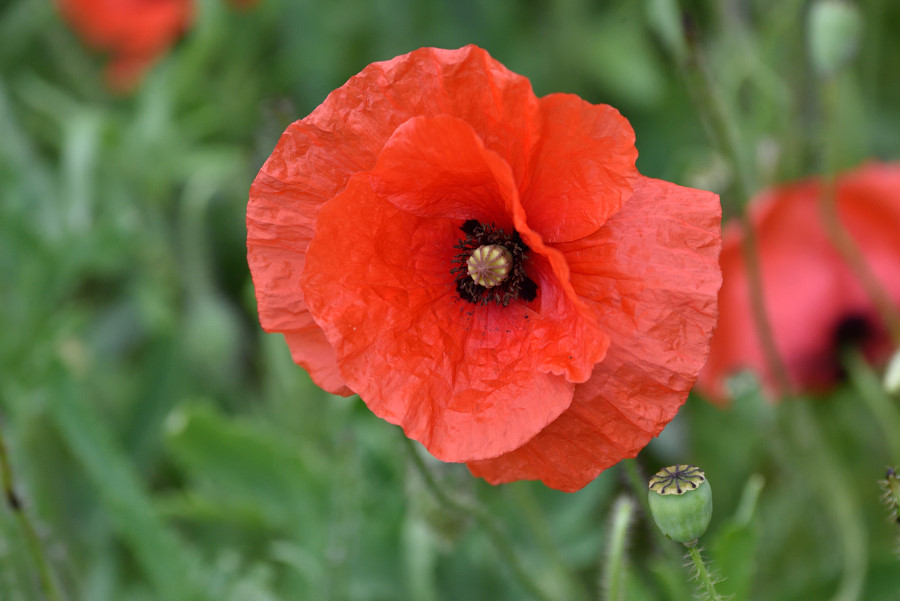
[451, 220, 537, 307]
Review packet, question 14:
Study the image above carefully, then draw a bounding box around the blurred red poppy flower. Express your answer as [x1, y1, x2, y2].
[58, 0, 193, 92]
[248, 46, 722, 491]
[58, 0, 259, 92]
[698, 163, 900, 401]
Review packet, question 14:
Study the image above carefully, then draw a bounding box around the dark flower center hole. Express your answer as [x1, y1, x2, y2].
[832, 313, 874, 351]
[451, 219, 537, 307]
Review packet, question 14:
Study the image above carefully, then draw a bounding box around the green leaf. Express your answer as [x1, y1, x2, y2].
[709, 474, 765, 601]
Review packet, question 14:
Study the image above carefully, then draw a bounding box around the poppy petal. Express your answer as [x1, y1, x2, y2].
[520, 94, 638, 243]
[301, 164, 613, 462]
[247, 122, 378, 395]
[369, 115, 513, 224]
[368, 114, 609, 384]
[468, 177, 722, 491]
[249, 46, 543, 392]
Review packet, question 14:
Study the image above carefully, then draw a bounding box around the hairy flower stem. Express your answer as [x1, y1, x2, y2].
[784, 400, 866, 601]
[819, 76, 900, 345]
[0, 424, 64, 601]
[843, 349, 900, 463]
[403, 438, 583, 601]
[685, 545, 725, 601]
[601, 496, 634, 601]
[676, 11, 793, 396]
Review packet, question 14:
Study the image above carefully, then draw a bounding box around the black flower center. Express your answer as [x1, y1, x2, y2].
[833, 313, 874, 351]
[451, 220, 537, 306]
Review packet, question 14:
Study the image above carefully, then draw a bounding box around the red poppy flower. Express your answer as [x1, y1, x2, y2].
[698, 162, 900, 401]
[248, 46, 722, 491]
[58, 0, 193, 91]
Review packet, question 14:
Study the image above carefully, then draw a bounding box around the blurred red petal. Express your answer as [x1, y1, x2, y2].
[58, 0, 192, 89]
[699, 162, 900, 400]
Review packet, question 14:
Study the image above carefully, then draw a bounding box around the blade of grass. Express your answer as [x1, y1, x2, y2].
[46, 377, 211, 601]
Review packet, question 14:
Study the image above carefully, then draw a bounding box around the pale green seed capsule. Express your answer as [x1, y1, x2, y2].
[884, 349, 900, 395]
[808, 0, 862, 76]
[648, 465, 712, 545]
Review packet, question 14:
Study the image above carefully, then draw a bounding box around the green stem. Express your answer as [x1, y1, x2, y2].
[508, 484, 571, 582]
[784, 400, 866, 601]
[601, 496, 634, 601]
[677, 12, 793, 396]
[403, 437, 563, 601]
[685, 545, 725, 601]
[0, 424, 64, 601]
[843, 349, 900, 463]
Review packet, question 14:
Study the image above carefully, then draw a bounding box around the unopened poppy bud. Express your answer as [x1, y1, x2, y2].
[884, 349, 900, 395]
[808, 0, 862, 76]
[648, 465, 712, 545]
[467, 244, 513, 288]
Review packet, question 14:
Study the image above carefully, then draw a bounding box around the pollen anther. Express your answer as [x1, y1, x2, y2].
[467, 245, 513, 288]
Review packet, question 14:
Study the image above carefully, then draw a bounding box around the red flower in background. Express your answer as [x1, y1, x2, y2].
[58, 0, 259, 92]
[58, 0, 193, 92]
[698, 163, 900, 401]
[247, 46, 722, 491]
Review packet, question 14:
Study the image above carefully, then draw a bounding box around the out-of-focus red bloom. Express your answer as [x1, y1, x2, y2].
[58, 0, 193, 92]
[248, 46, 722, 491]
[698, 163, 900, 401]
[58, 0, 259, 92]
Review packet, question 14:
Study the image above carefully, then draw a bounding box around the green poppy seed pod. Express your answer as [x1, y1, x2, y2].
[884, 349, 900, 395]
[808, 0, 862, 76]
[648, 465, 712, 545]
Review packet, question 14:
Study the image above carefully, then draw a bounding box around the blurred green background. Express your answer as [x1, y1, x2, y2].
[2, 0, 900, 600]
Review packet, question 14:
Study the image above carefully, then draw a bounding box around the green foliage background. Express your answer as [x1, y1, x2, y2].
[2, 0, 900, 600]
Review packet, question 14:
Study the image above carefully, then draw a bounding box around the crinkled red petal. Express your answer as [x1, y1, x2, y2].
[468, 177, 722, 491]
[302, 129, 611, 461]
[521, 94, 638, 243]
[368, 115, 608, 385]
[248, 46, 542, 394]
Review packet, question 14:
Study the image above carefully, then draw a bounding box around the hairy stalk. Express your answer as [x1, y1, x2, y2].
[0, 424, 64, 601]
[879, 468, 900, 558]
[843, 349, 900, 463]
[785, 400, 866, 601]
[403, 437, 580, 601]
[819, 77, 900, 345]
[685, 545, 725, 601]
[601, 496, 634, 601]
[677, 12, 793, 396]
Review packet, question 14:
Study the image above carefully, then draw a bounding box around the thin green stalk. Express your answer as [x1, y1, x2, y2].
[403, 437, 563, 601]
[685, 545, 725, 601]
[601, 496, 634, 601]
[0, 425, 64, 601]
[784, 400, 866, 601]
[843, 349, 900, 463]
[677, 12, 793, 396]
[508, 484, 571, 581]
